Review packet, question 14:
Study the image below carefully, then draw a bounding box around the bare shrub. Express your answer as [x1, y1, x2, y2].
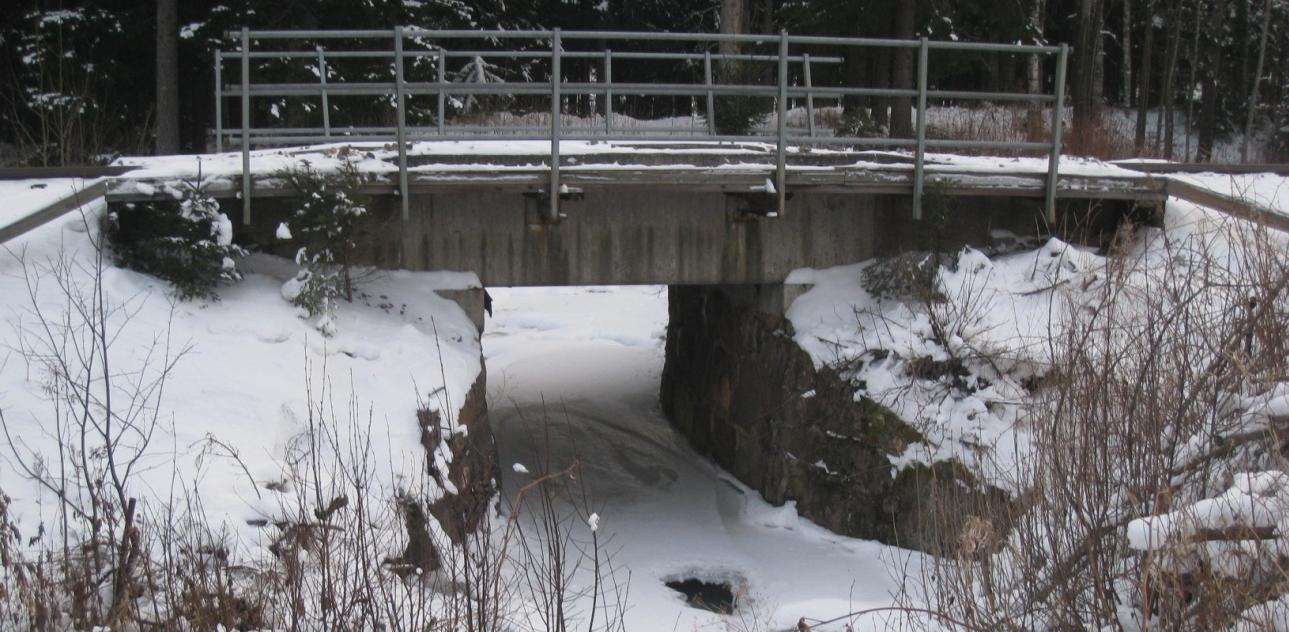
[1, 212, 185, 628]
[1, 214, 628, 630]
[1061, 110, 1137, 160]
[907, 205, 1289, 629]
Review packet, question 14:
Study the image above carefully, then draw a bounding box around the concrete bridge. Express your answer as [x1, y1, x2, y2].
[104, 140, 1166, 291]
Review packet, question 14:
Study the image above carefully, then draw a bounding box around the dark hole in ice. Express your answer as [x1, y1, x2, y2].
[665, 578, 735, 614]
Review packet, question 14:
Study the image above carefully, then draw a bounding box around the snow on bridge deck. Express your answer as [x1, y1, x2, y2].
[105, 140, 1168, 204]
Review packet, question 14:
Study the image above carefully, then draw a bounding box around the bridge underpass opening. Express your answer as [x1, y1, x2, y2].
[480, 284, 917, 630]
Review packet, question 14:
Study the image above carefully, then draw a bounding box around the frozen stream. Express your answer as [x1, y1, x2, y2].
[483, 286, 922, 631]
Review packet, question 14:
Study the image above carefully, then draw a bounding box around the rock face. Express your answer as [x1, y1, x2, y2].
[660, 285, 998, 551]
[423, 363, 498, 544]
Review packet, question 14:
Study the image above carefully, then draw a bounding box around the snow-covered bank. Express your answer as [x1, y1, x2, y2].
[484, 286, 922, 631]
[780, 192, 1289, 628]
[0, 204, 483, 559]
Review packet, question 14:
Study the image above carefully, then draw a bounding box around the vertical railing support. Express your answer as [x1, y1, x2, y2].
[437, 48, 447, 136]
[803, 52, 816, 138]
[603, 49, 613, 135]
[394, 26, 409, 221]
[913, 37, 929, 221]
[240, 28, 251, 225]
[775, 30, 789, 216]
[703, 50, 716, 135]
[317, 47, 331, 138]
[548, 28, 562, 223]
[1046, 44, 1069, 225]
[214, 53, 223, 153]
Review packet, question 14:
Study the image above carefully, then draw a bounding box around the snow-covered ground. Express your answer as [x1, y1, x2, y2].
[484, 286, 922, 631]
[0, 204, 482, 560]
[4, 156, 1285, 628]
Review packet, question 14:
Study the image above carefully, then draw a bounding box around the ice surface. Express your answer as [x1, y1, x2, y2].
[484, 285, 923, 630]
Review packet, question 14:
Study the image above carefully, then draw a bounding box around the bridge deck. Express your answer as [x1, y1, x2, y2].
[106, 141, 1166, 204]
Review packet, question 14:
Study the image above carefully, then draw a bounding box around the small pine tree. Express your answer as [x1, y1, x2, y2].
[451, 55, 511, 115]
[834, 107, 885, 138]
[106, 174, 245, 299]
[275, 159, 369, 334]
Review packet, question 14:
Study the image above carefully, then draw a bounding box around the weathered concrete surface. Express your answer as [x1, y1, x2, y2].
[435, 288, 488, 333]
[234, 190, 1127, 287]
[660, 284, 1008, 552]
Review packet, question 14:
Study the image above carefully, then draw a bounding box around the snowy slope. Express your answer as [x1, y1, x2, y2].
[783, 174, 1289, 492]
[0, 202, 482, 561]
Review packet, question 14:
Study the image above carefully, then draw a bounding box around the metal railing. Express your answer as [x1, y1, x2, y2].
[215, 28, 1069, 225]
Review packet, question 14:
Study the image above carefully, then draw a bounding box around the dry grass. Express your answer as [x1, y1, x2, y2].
[897, 204, 1289, 629]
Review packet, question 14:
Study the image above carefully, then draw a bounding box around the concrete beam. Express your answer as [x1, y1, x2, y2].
[378, 190, 1069, 287]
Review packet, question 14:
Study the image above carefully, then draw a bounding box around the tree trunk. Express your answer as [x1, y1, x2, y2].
[154, 0, 179, 155]
[1196, 47, 1219, 162]
[1134, 0, 1155, 152]
[872, 46, 891, 131]
[843, 6, 872, 119]
[1028, 0, 1048, 138]
[1239, 0, 1250, 111]
[1121, 0, 1133, 106]
[889, 1, 916, 138]
[1092, 0, 1106, 108]
[1241, 0, 1272, 162]
[1072, 0, 1105, 132]
[1182, 0, 1203, 161]
[718, 0, 748, 56]
[1156, 1, 1182, 158]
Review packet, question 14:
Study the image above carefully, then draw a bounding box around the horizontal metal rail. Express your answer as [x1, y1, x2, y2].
[216, 28, 1069, 224]
[219, 49, 844, 64]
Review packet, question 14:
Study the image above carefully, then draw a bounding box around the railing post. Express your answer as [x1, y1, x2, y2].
[1046, 44, 1069, 225]
[913, 37, 929, 221]
[437, 48, 447, 135]
[604, 49, 613, 135]
[394, 26, 409, 221]
[703, 50, 716, 135]
[214, 53, 223, 153]
[240, 28, 251, 225]
[775, 30, 789, 216]
[548, 28, 562, 223]
[802, 52, 816, 138]
[317, 46, 330, 138]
